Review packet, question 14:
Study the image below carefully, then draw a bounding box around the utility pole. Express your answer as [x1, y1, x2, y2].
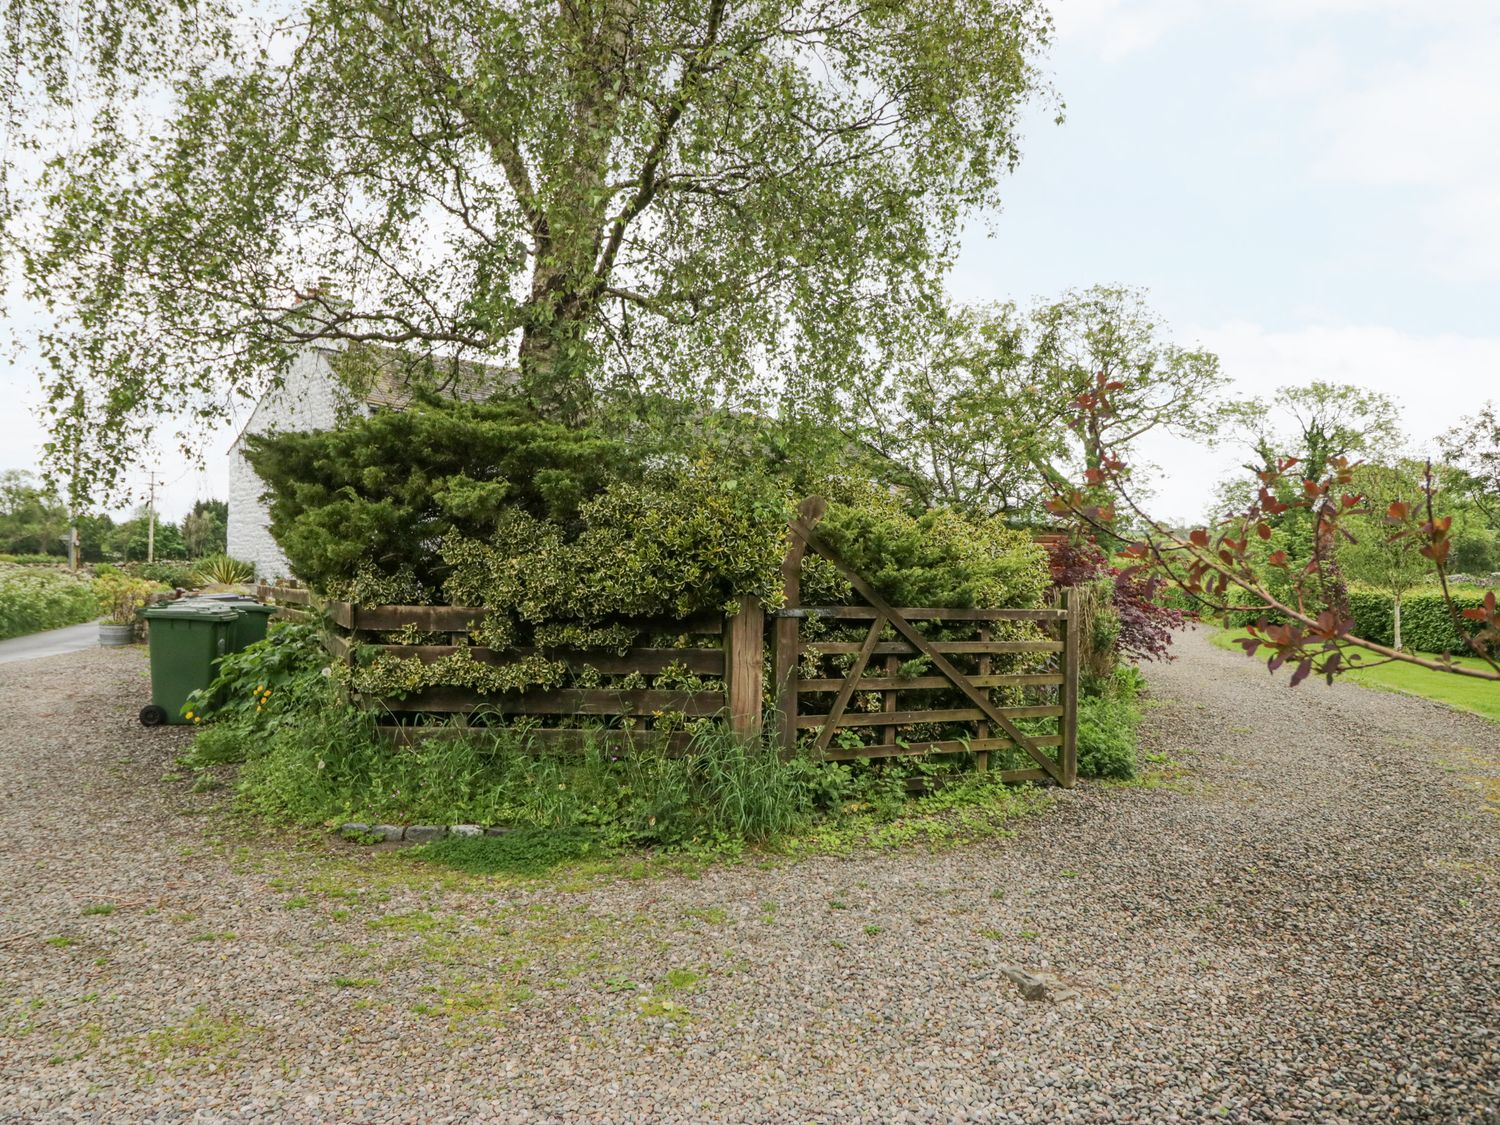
[146, 472, 157, 564]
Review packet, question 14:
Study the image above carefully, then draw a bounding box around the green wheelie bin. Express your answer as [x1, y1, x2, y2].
[138, 602, 240, 726]
[182, 595, 278, 653]
[226, 602, 277, 651]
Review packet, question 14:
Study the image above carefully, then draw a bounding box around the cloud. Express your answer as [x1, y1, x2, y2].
[1055, 0, 1500, 60]
[1294, 32, 1500, 282]
[1308, 39, 1500, 189]
[1197, 320, 1500, 448]
[1049, 0, 1200, 60]
[1246, 45, 1345, 101]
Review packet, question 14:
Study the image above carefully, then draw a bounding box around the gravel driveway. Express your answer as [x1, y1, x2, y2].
[2, 627, 1497, 1123]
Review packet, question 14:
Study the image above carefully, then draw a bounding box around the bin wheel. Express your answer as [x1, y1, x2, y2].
[140, 705, 169, 727]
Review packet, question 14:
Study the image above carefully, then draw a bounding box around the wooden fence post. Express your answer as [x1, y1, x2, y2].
[725, 595, 765, 739]
[772, 532, 807, 753]
[1059, 587, 1080, 789]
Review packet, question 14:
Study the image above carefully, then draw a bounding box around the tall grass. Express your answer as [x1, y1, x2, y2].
[190, 626, 1059, 860]
[219, 704, 825, 849]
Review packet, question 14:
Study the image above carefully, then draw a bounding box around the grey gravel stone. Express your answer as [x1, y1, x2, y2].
[368, 823, 405, 842]
[484, 825, 511, 836]
[448, 824, 482, 838]
[0, 628, 1496, 1124]
[402, 824, 446, 843]
[997, 967, 1075, 1003]
[337, 822, 369, 838]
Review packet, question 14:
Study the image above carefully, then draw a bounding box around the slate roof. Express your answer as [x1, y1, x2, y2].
[336, 343, 512, 409]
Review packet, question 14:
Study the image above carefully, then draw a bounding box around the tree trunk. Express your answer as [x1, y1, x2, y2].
[517, 312, 595, 421]
[1393, 595, 1403, 652]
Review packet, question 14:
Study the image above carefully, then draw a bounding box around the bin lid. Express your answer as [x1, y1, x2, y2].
[141, 602, 241, 621]
[180, 596, 277, 616]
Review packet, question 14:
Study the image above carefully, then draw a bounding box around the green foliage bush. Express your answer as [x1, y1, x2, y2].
[442, 458, 789, 624]
[1075, 666, 1143, 780]
[193, 554, 255, 586]
[204, 704, 1038, 858]
[1221, 587, 1286, 629]
[244, 396, 634, 595]
[92, 572, 164, 624]
[1346, 588, 1495, 654]
[183, 622, 330, 726]
[127, 559, 202, 588]
[204, 687, 832, 849]
[248, 396, 1051, 619]
[1450, 526, 1499, 575]
[1223, 584, 1496, 658]
[805, 492, 1049, 609]
[0, 567, 100, 640]
[240, 397, 1060, 782]
[188, 616, 1038, 854]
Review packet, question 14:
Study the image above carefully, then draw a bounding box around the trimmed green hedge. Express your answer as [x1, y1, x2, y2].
[1222, 588, 1286, 629]
[1224, 586, 1494, 654]
[1347, 588, 1494, 654]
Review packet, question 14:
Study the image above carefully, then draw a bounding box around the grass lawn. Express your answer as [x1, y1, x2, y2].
[1210, 627, 1500, 726]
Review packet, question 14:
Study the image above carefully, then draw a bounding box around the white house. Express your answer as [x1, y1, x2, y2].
[226, 340, 504, 579]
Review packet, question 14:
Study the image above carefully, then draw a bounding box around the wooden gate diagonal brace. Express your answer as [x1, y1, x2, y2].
[813, 614, 885, 754]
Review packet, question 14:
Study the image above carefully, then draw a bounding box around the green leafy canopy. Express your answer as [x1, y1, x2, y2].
[6, 0, 1056, 499]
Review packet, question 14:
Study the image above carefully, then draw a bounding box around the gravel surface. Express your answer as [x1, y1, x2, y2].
[1, 627, 1497, 1123]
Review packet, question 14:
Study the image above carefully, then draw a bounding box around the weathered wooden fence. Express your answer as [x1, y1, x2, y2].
[256, 498, 1078, 786]
[255, 583, 763, 752]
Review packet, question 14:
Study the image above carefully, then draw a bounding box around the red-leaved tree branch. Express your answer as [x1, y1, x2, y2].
[1039, 373, 1500, 685]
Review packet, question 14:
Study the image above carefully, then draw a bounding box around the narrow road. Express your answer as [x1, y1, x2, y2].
[0, 621, 100, 665]
[0, 629, 1496, 1123]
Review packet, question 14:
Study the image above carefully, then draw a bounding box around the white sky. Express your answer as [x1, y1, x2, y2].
[2, 0, 1498, 523]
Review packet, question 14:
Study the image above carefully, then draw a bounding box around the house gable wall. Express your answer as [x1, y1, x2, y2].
[227, 346, 361, 580]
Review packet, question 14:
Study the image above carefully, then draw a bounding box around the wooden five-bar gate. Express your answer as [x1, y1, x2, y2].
[771, 498, 1077, 787]
[256, 498, 1079, 788]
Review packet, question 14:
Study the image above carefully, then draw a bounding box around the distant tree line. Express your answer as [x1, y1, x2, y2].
[0, 473, 227, 561]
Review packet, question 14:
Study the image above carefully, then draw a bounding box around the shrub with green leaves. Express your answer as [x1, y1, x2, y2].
[1075, 667, 1143, 781]
[193, 554, 255, 586]
[199, 696, 1033, 857]
[92, 572, 163, 625]
[244, 396, 634, 595]
[127, 560, 202, 588]
[209, 701, 826, 849]
[443, 459, 789, 619]
[805, 490, 1049, 609]
[182, 621, 331, 728]
[0, 566, 100, 640]
[1346, 588, 1495, 654]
